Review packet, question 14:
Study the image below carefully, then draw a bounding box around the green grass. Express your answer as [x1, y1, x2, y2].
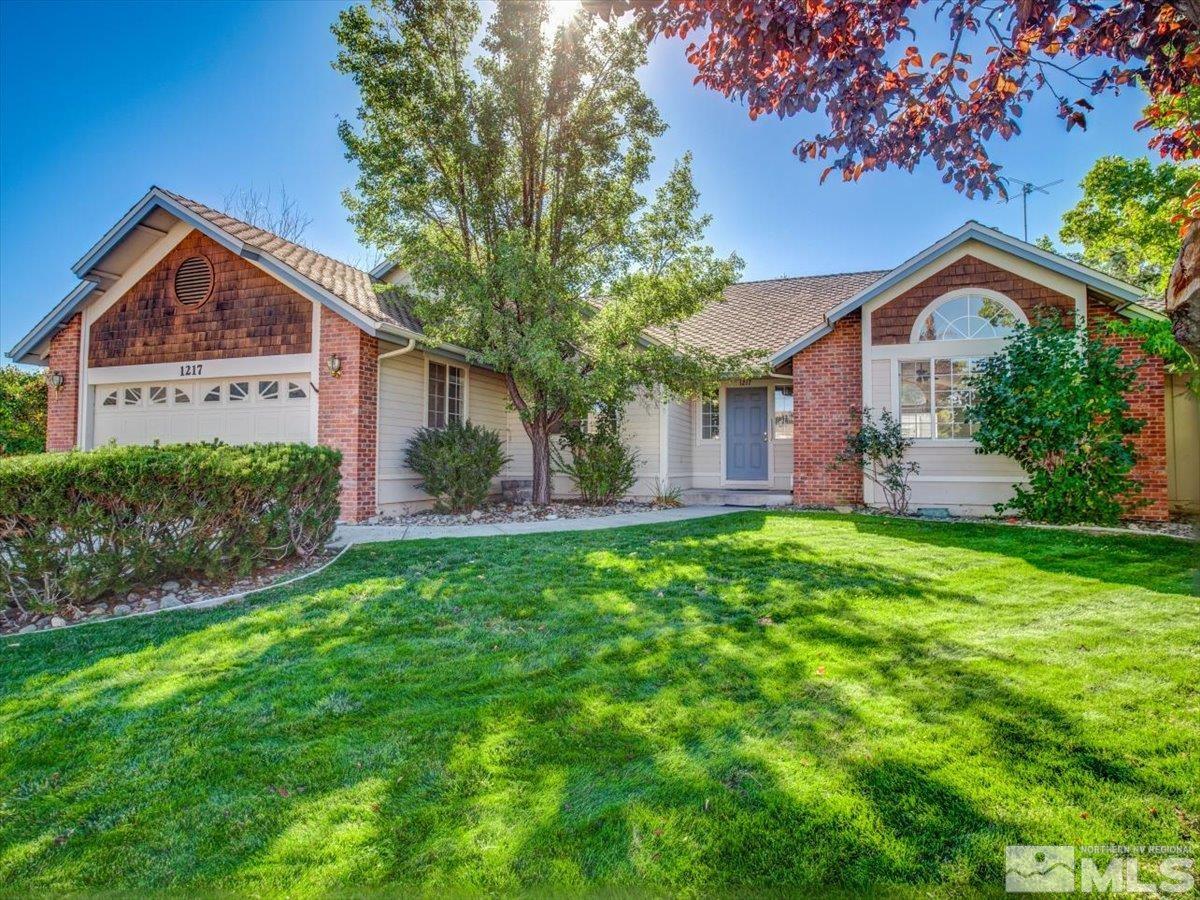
[1, 512, 1196, 894]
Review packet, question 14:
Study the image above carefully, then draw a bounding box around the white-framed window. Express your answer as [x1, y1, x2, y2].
[287, 381, 307, 400]
[427, 360, 465, 428]
[101, 390, 118, 407]
[228, 381, 249, 402]
[700, 392, 719, 441]
[773, 385, 793, 440]
[203, 385, 222, 403]
[899, 357, 985, 439]
[913, 292, 1022, 342]
[122, 387, 142, 407]
[149, 385, 168, 405]
[257, 380, 279, 401]
[173, 387, 191, 404]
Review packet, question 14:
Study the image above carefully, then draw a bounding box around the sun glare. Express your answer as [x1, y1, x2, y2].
[543, 0, 582, 33]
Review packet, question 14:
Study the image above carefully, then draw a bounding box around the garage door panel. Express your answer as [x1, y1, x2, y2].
[92, 373, 311, 448]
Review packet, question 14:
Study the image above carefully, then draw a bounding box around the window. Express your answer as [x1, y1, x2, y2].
[149, 386, 167, 405]
[204, 385, 222, 403]
[228, 381, 249, 402]
[123, 387, 142, 407]
[287, 381, 307, 400]
[700, 393, 719, 440]
[900, 357, 984, 439]
[917, 293, 1019, 342]
[427, 361, 465, 428]
[101, 390, 118, 407]
[258, 380, 279, 401]
[773, 386, 793, 440]
[173, 388, 191, 404]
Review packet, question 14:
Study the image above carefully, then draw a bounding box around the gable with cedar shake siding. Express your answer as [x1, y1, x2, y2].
[12, 192, 1187, 522]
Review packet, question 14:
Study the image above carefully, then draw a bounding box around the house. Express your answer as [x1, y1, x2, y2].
[8, 186, 1195, 522]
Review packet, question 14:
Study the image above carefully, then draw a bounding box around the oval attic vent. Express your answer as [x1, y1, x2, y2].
[173, 256, 214, 307]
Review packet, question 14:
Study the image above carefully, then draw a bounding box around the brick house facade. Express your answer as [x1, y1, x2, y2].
[13, 190, 1188, 523]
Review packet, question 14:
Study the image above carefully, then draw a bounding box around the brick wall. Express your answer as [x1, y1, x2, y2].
[871, 254, 1075, 343]
[792, 312, 863, 505]
[317, 307, 378, 522]
[46, 313, 82, 452]
[89, 230, 311, 367]
[1088, 295, 1170, 521]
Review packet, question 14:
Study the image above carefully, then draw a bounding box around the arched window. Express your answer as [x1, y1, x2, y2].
[914, 292, 1023, 342]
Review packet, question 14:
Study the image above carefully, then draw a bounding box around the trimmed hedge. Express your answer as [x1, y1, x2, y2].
[0, 442, 341, 612]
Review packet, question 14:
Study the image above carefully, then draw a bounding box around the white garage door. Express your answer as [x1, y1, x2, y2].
[93, 374, 312, 446]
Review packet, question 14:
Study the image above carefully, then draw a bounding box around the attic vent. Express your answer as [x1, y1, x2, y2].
[173, 256, 214, 308]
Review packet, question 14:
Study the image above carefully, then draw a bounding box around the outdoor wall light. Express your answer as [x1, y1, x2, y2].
[48, 371, 66, 391]
[327, 354, 342, 378]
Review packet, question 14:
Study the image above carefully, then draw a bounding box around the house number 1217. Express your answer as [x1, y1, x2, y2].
[179, 363, 203, 376]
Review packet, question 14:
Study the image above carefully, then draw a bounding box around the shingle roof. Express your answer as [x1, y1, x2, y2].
[159, 188, 422, 334]
[649, 270, 887, 360]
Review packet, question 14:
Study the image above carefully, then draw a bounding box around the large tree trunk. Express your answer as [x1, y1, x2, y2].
[1167, 219, 1200, 360]
[526, 420, 553, 506]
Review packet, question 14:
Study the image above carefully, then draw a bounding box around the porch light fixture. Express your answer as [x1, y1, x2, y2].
[48, 371, 66, 391]
[327, 354, 342, 378]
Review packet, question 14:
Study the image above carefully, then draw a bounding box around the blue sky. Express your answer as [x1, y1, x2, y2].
[0, 0, 1155, 356]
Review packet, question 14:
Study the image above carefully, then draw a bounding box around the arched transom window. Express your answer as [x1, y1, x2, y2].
[916, 292, 1022, 342]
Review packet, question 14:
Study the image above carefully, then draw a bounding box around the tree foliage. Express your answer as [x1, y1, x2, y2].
[966, 316, 1146, 524]
[554, 410, 639, 504]
[590, 0, 1200, 198]
[334, 0, 752, 504]
[1046, 156, 1193, 294]
[0, 366, 46, 456]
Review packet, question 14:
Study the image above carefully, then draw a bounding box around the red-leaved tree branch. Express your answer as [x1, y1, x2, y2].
[588, 0, 1199, 198]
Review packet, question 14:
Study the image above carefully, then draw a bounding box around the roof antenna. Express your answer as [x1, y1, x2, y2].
[999, 176, 1063, 242]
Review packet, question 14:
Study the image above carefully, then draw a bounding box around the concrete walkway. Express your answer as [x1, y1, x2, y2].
[333, 505, 741, 546]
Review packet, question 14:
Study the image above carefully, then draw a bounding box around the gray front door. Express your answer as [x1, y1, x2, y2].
[725, 387, 768, 481]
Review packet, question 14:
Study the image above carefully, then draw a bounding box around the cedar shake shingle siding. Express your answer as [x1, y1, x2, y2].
[870, 255, 1075, 344]
[88, 231, 312, 367]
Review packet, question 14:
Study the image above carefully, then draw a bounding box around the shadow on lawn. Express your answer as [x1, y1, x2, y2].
[0, 513, 1188, 890]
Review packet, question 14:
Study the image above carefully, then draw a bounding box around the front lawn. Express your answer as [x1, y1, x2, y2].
[1, 512, 1196, 893]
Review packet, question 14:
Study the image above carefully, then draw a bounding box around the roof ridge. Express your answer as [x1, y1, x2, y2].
[733, 269, 890, 286]
[157, 186, 374, 280]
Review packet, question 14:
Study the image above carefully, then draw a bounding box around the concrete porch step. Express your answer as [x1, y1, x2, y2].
[680, 489, 793, 508]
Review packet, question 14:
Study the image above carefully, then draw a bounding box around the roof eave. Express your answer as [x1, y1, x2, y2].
[6, 280, 102, 365]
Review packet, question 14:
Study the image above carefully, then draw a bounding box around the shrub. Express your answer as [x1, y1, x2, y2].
[555, 414, 638, 504]
[0, 442, 341, 612]
[966, 316, 1145, 524]
[404, 421, 508, 512]
[835, 407, 919, 514]
[0, 366, 47, 455]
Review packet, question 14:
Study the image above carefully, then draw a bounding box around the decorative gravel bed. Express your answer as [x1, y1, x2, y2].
[373, 499, 672, 527]
[2, 550, 340, 636]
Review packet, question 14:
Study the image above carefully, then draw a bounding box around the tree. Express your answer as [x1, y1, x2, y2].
[223, 184, 312, 242]
[333, 0, 752, 505]
[1044, 156, 1192, 294]
[590, 0, 1198, 197]
[0, 366, 47, 455]
[966, 316, 1146, 524]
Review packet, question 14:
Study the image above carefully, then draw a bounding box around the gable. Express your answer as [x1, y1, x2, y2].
[88, 231, 313, 368]
[870, 254, 1075, 345]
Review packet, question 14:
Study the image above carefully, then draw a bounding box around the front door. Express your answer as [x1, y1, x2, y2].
[725, 387, 768, 481]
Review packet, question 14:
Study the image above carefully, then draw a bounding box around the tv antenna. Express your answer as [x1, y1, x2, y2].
[999, 176, 1063, 241]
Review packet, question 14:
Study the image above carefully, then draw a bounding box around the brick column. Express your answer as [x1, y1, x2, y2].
[317, 307, 378, 522]
[1089, 297, 1170, 521]
[792, 312, 864, 506]
[46, 313, 82, 452]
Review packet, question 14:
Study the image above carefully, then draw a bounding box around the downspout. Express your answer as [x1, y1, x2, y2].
[378, 336, 417, 361]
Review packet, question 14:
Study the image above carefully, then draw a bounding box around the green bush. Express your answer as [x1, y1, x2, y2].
[404, 421, 508, 512]
[0, 442, 341, 612]
[555, 415, 638, 504]
[967, 316, 1145, 524]
[835, 407, 920, 514]
[0, 365, 47, 455]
